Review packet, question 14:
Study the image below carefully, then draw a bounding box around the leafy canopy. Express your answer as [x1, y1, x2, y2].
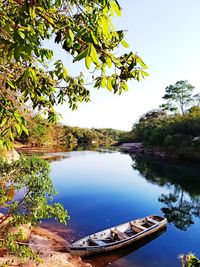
[159, 80, 195, 115]
[0, 0, 148, 149]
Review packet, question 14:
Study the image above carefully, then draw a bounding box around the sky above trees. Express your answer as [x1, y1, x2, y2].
[53, 0, 200, 130]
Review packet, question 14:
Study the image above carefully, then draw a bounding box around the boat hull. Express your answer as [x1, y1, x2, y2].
[70, 215, 167, 257]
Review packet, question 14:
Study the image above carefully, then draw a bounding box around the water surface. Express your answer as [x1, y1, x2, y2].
[47, 150, 200, 267]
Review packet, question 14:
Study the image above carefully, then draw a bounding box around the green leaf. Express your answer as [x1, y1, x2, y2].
[107, 77, 113, 91]
[85, 56, 92, 69]
[15, 124, 22, 135]
[121, 40, 129, 48]
[106, 57, 112, 68]
[29, 8, 36, 20]
[9, 129, 14, 141]
[89, 44, 100, 66]
[91, 31, 98, 45]
[18, 30, 25, 40]
[110, 1, 121, 16]
[28, 68, 37, 82]
[101, 76, 107, 88]
[62, 66, 68, 79]
[14, 48, 20, 61]
[0, 139, 4, 148]
[136, 56, 148, 69]
[21, 125, 29, 136]
[55, 0, 62, 7]
[99, 17, 110, 38]
[140, 70, 149, 77]
[66, 29, 74, 47]
[69, 29, 74, 40]
[0, 118, 7, 127]
[14, 112, 22, 123]
[121, 81, 128, 91]
[6, 79, 15, 89]
[73, 48, 88, 62]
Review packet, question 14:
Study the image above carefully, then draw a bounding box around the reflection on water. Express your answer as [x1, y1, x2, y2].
[48, 150, 200, 266]
[132, 155, 200, 231]
[85, 229, 167, 267]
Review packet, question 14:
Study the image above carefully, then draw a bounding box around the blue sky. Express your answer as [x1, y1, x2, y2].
[52, 0, 200, 130]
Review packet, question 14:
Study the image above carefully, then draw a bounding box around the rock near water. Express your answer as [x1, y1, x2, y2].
[0, 149, 20, 162]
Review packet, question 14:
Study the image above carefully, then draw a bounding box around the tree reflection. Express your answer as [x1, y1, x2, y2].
[159, 189, 194, 230]
[191, 196, 200, 217]
[131, 155, 200, 231]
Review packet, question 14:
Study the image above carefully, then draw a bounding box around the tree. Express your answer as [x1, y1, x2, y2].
[0, 155, 69, 263]
[0, 0, 148, 149]
[193, 93, 200, 107]
[0, 1, 148, 262]
[160, 80, 195, 115]
[137, 109, 166, 124]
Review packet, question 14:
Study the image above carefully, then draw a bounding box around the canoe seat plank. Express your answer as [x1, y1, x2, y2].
[131, 223, 146, 230]
[111, 229, 129, 240]
[147, 218, 158, 224]
[144, 218, 154, 226]
[90, 239, 106, 246]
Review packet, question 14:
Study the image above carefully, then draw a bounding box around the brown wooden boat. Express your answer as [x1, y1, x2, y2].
[69, 214, 167, 257]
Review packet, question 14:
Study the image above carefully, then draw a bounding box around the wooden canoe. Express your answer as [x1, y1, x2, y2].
[69, 214, 167, 257]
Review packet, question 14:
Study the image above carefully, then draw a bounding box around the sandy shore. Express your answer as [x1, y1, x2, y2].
[0, 226, 92, 267]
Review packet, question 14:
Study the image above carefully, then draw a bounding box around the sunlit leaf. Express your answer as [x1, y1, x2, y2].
[107, 77, 113, 91]
[73, 48, 88, 62]
[0, 118, 7, 127]
[110, 0, 121, 16]
[121, 40, 129, 48]
[85, 56, 92, 69]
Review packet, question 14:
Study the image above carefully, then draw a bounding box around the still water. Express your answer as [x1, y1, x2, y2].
[46, 150, 200, 267]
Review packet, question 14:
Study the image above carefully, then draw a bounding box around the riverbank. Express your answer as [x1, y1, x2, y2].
[119, 143, 166, 158]
[0, 224, 91, 267]
[118, 142, 199, 163]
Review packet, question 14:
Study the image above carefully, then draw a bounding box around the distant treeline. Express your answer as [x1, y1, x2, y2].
[119, 81, 200, 161]
[133, 107, 200, 160]
[16, 115, 126, 148]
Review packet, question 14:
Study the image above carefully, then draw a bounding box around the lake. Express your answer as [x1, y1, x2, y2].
[45, 149, 200, 267]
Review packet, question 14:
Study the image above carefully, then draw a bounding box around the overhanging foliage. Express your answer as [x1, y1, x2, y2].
[0, 0, 148, 149]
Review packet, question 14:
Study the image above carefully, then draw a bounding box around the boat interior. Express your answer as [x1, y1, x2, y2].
[74, 215, 164, 247]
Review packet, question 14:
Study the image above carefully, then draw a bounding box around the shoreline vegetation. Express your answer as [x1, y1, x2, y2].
[13, 115, 126, 150]
[118, 81, 200, 164]
[118, 110, 200, 163]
